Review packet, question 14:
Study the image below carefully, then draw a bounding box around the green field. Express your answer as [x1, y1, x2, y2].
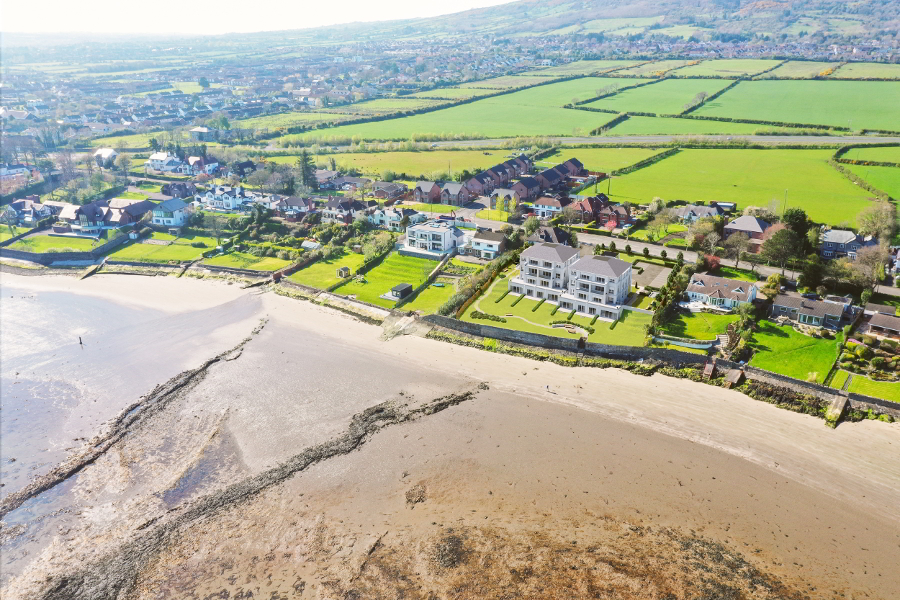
[108, 231, 218, 262]
[847, 165, 900, 199]
[289, 78, 638, 142]
[605, 115, 768, 135]
[271, 149, 515, 177]
[0, 226, 31, 243]
[749, 321, 841, 384]
[842, 146, 900, 163]
[402, 277, 457, 313]
[586, 78, 732, 115]
[615, 60, 694, 77]
[459, 75, 555, 89]
[349, 97, 448, 113]
[287, 248, 367, 289]
[661, 311, 737, 341]
[233, 111, 346, 131]
[90, 131, 177, 148]
[847, 376, 900, 402]
[675, 59, 784, 78]
[335, 253, 438, 307]
[463, 273, 650, 346]
[831, 62, 900, 80]
[407, 88, 493, 100]
[759, 61, 842, 79]
[540, 147, 663, 172]
[9, 233, 100, 252]
[693, 80, 900, 131]
[607, 149, 872, 226]
[404, 203, 457, 213]
[203, 252, 292, 271]
[528, 60, 639, 76]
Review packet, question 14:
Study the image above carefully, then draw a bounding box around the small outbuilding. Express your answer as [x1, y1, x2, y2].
[336, 266, 351, 278]
[392, 283, 413, 299]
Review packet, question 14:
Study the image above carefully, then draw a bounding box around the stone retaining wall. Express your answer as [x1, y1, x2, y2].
[847, 393, 900, 419]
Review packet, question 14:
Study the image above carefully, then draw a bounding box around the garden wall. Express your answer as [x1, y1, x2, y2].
[847, 393, 900, 419]
[0, 234, 129, 265]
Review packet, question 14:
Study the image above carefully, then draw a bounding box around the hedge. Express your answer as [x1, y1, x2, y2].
[680, 78, 744, 115]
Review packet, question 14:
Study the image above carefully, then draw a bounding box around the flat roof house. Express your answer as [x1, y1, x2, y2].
[686, 273, 758, 310]
[405, 219, 465, 254]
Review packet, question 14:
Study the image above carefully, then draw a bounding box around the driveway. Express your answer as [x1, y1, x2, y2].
[632, 262, 672, 289]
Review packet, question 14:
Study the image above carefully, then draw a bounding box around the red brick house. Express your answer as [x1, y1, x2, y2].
[511, 177, 541, 201]
[465, 172, 495, 196]
[597, 204, 630, 227]
[414, 181, 441, 203]
[562, 158, 585, 177]
[440, 183, 470, 206]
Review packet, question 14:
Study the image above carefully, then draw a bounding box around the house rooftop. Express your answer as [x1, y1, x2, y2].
[521, 242, 579, 263]
[688, 272, 756, 303]
[772, 294, 844, 319]
[572, 254, 631, 277]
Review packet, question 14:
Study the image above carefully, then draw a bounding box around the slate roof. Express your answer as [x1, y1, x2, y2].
[474, 230, 507, 243]
[441, 182, 466, 195]
[572, 255, 631, 278]
[869, 312, 900, 332]
[672, 204, 723, 220]
[865, 302, 897, 316]
[688, 273, 756, 303]
[157, 198, 188, 212]
[521, 242, 579, 263]
[528, 226, 569, 245]
[514, 177, 540, 190]
[725, 215, 770, 234]
[771, 294, 844, 319]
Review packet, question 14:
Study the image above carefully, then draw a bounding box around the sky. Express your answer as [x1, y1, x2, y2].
[2, 0, 513, 34]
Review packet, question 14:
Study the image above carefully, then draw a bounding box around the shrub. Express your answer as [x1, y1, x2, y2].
[871, 357, 886, 369]
[139, 226, 152, 238]
[861, 335, 879, 347]
[190, 241, 207, 248]
[471, 311, 507, 323]
[642, 247, 650, 258]
[660, 249, 667, 259]
[625, 244, 632, 255]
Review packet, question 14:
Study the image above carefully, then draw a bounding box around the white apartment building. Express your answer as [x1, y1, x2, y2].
[405, 220, 465, 254]
[509, 243, 633, 321]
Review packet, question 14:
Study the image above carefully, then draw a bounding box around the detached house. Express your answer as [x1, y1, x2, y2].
[724, 215, 769, 240]
[561, 158, 584, 177]
[440, 182, 470, 206]
[321, 198, 369, 224]
[597, 204, 630, 228]
[470, 230, 507, 260]
[405, 220, 465, 254]
[197, 186, 251, 211]
[147, 152, 183, 172]
[533, 196, 571, 219]
[528, 226, 570, 246]
[369, 207, 425, 232]
[57, 198, 153, 233]
[152, 198, 191, 227]
[465, 172, 495, 196]
[820, 229, 878, 261]
[490, 188, 520, 209]
[536, 167, 563, 190]
[414, 181, 441, 203]
[272, 196, 316, 219]
[372, 181, 408, 199]
[770, 294, 845, 328]
[686, 273, 757, 310]
[3, 196, 56, 224]
[672, 204, 724, 224]
[570, 195, 611, 223]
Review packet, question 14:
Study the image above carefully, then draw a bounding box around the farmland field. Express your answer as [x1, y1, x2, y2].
[693, 80, 900, 131]
[402, 277, 456, 313]
[287, 248, 367, 289]
[615, 60, 694, 77]
[459, 75, 555, 89]
[847, 375, 900, 402]
[847, 165, 900, 199]
[348, 98, 448, 113]
[661, 311, 737, 340]
[271, 149, 517, 177]
[759, 61, 842, 79]
[674, 59, 784, 78]
[233, 111, 346, 131]
[749, 322, 841, 384]
[526, 60, 639, 76]
[335, 253, 438, 307]
[90, 131, 179, 148]
[830, 62, 900, 80]
[607, 149, 872, 226]
[108, 231, 218, 262]
[407, 88, 494, 100]
[585, 78, 733, 115]
[9, 234, 100, 252]
[604, 115, 768, 135]
[842, 146, 900, 163]
[540, 147, 663, 172]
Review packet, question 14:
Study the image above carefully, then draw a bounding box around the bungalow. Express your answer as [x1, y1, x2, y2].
[865, 312, 900, 340]
[533, 196, 571, 219]
[490, 188, 520, 210]
[315, 169, 339, 188]
[369, 207, 424, 232]
[511, 176, 541, 201]
[770, 294, 844, 328]
[686, 273, 758, 309]
[151, 198, 191, 227]
[334, 176, 372, 191]
[465, 172, 495, 196]
[414, 181, 442, 203]
[405, 219, 465, 254]
[440, 182, 470, 206]
[820, 229, 878, 261]
[672, 204, 724, 224]
[372, 181, 408, 199]
[470, 229, 507, 260]
[724, 215, 769, 240]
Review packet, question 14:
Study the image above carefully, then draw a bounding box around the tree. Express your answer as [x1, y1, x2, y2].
[116, 153, 132, 176]
[647, 210, 675, 242]
[782, 207, 812, 240]
[857, 201, 896, 241]
[569, 230, 579, 248]
[149, 138, 161, 152]
[198, 77, 210, 89]
[851, 245, 890, 292]
[703, 231, 721, 255]
[660, 249, 667, 259]
[295, 150, 317, 191]
[625, 244, 632, 255]
[642, 247, 650, 258]
[861, 288, 873, 306]
[798, 256, 825, 291]
[761, 228, 799, 276]
[524, 216, 540, 236]
[560, 205, 580, 225]
[724, 232, 750, 268]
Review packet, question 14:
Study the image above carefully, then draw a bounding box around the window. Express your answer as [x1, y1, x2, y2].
[537, 291, 543, 299]
[578, 293, 587, 300]
[543, 261, 552, 268]
[589, 307, 596, 315]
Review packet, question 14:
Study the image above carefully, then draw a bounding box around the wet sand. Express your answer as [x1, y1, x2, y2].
[0, 274, 898, 599]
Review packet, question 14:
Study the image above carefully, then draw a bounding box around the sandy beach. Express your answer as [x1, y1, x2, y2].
[1, 272, 898, 599]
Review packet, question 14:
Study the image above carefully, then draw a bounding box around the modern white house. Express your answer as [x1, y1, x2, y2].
[147, 152, 183, 172]
[151, 198, 191, 227]
[196, 186, 251, 211]
[93, 148, 118, 167]
[685, 273, 757, 309]
[508, 243, 633, 321]
[369, 207, 425, 232]
[405, 220, 465, 254]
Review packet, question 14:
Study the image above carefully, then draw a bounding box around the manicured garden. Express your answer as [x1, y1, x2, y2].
[335, 253, 439, 307]
[287, 248, 367, 289]
[749, 321, 842, 383]
[108, 231, 219, 262]
[402, 277, 457, 313]
[828, 369, 850, 390]
[0, 226, 31, 243]
[661, 311, 738, 341]
[847, 376, 900, 402]
[202, 251, 292, 271]
[8, 234, 100, 252]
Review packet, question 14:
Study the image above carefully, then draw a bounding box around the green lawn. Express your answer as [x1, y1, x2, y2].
[830, 62, 900, 80]
[203, 252, 291, 271]
[712, 266, 759, 282]
[269, 149, 510, 178]
[608, 149, 872, 226]
[116, 191, 149, 200]
[693, 80, 900, 131]
[404, 203, 456, 213]
[586, 78, 733, 115]
[846, 165, 900, 199]
[628, 222, 686, 242]
[605, 115, 768, 135]
[674, 59, 785, 77]
[108, 231, 218, 262]
[847, 376, 900, 402]
[402, 277, 457, 313]
[842, 146, 900, 163]
[464, 275, 650, 346]
[540, 147, 662, 172]
[287, 248, 367, 289]
[829, 369, 850, 390]
[335, 253, 439, 307]
[749, 321, 842, 384]
[477, 209, 510, 222]
[0, 226, 31, 243]
[661, 311, 738, 340]
[9, 234, 100, 252]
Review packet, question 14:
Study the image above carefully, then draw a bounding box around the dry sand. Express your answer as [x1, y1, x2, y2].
[1, 274, 898, 599]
